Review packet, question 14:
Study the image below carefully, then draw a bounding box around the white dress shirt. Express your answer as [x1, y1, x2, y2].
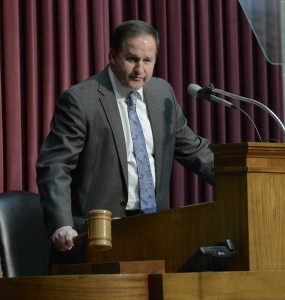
[108, 67, 156, 210]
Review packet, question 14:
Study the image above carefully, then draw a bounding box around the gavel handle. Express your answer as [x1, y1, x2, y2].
[73, 231, 88, 243]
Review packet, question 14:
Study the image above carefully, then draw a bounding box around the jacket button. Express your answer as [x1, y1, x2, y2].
[120, 200, 127, 207]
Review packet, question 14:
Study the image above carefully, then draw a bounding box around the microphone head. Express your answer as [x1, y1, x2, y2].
[187, 84, 202, 97]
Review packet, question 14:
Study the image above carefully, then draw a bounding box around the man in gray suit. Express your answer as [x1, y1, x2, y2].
[36, 20, 214, 264]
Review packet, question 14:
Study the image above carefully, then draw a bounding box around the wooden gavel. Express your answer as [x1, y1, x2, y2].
[73, 209, 112, 251]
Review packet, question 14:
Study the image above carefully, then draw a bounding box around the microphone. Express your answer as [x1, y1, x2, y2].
[188, 83, 285, 142]
[214, 86, 285, 141]
[188, 84, 235, 109]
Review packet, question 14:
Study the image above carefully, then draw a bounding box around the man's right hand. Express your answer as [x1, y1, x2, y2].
[52, 226, 78, 251]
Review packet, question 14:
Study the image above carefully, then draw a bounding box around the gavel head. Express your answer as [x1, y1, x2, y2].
[87, 209, 112, 251]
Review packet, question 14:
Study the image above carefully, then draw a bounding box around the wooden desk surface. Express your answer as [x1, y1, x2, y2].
[1, 271, 285, 300]
[0, 274, 150, 300]
[150, 271, 285, 300]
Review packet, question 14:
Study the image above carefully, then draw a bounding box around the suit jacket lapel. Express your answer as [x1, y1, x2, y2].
[143, 87, 163, 197]
[97, 70, 128, 188]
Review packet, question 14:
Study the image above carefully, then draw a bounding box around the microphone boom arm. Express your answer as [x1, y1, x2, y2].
[214, 88, 285, 141]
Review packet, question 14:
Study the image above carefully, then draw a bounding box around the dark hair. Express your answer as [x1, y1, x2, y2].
[110, 20, 160, 55]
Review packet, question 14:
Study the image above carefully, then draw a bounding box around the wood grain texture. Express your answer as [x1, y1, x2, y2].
[1, 271, 285, 299]
[213, 142, 285, 271]
[150, 271, 285, 300]
[201, 271, 285, 300]
[87, 142, 285, 272]
[0, 274, 149, 300]
[52, 260, 165, 275]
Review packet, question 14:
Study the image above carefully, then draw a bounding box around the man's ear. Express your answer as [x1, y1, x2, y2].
[109, 49, 117, 64]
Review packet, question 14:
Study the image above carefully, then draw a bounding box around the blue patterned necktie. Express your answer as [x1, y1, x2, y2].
[127, 91, 157, 214]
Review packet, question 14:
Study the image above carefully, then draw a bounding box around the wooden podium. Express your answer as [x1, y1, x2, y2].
[212, 142, 285, 271]
[85, 142, 285, 272]
[1, 142, 285, 299]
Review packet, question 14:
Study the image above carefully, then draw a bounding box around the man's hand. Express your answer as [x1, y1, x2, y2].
[52, 226, 78, 251]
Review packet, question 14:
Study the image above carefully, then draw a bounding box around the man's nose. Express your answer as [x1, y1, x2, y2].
[134, 61, 143, 72]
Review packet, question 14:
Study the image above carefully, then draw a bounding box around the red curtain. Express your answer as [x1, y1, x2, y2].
[0, 0, 283, 207]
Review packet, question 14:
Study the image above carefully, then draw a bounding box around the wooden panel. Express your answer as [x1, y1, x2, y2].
[87, 201, 232, 273]
[212, 142, 285, 171]
[149, 273, 200, 300]
[247, 173, 285, 270]
[0, 274, 149, 300]
[52, 260, 165, 275]
[149, 271, 285, 299]
[119, 260, 165, 274]
[212, 142, 285, 271]
[1, 271, 284, 299]
[201, 271, 285, 299]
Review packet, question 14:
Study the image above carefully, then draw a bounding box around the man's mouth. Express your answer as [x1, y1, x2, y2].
[131, 76, 144, 81]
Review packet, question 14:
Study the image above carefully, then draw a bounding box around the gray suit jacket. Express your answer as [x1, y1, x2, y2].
[36, 67, 214, 236]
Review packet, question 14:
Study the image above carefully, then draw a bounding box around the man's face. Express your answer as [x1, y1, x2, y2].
[109, 35, 157, 90]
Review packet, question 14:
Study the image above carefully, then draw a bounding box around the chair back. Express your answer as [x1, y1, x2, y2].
[0, 191, 50, 277]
